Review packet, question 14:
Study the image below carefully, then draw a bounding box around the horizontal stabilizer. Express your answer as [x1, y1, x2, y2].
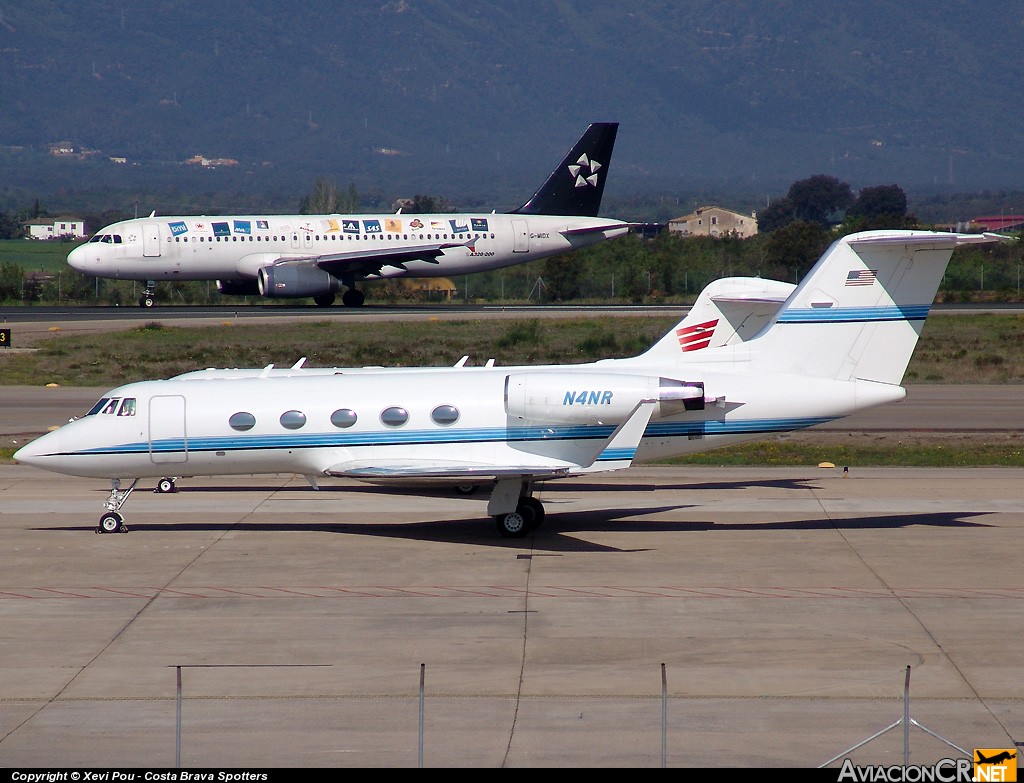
[560, 222, 640, 236]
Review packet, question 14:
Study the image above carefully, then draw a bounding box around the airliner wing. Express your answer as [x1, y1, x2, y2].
[272, 239, 472, 277]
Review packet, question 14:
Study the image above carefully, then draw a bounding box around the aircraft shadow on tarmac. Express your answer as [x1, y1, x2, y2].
[38, 503, 992, 554]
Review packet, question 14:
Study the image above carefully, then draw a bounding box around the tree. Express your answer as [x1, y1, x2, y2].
[787, 175, 853, 226]
[757, 197, 796, 233]
[299, 179, 359, 214]
[845, 184, 908, 225]
[762, 221, 832, 282]
[403, 194, 452, 213]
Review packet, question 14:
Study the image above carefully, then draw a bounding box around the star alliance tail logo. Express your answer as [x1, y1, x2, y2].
[569, 153, 602, 188]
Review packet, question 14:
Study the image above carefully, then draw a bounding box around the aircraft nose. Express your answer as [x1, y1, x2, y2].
[13, 430, 59, 468]
[66, 244, 91, 272]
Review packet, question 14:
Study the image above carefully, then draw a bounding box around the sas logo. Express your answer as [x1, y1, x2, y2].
[563, 390, 613, 406]
[363, 219, 382, 234]
[676, 319, 718, 352]
[569, 153, 602, 188]
[974, 749, 1017, 782]
[168, 221, 188, 236]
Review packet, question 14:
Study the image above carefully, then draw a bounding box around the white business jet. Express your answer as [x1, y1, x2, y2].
[67, 123, 628, 308]
[16, 230, 1005, 537]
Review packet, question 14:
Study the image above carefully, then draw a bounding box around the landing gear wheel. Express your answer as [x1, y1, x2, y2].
[139, 296, 155, 308]
[341, 288, 365, 307]
[313, 293, 335, 307]
[455, 484, 478, 496]
[156, 478, 176, 494]
[495, 499, 541, 538]
[520, 496, 545, 529]
[98, 511, 124, 534]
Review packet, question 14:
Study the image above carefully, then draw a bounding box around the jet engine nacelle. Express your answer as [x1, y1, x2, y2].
[257, 265, 342, 299]
[505, 372, 704, 425]
[216, 279, 261, 296]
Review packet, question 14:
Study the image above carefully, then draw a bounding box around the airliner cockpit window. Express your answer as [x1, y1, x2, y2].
[100, 398, 122, 415]
[113, 235, 123, 244]
[117, 398, 137, 417]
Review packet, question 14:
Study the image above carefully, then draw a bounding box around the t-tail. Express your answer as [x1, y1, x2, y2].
[511, 122, 618, 217]
[742, 230, 1010, 385]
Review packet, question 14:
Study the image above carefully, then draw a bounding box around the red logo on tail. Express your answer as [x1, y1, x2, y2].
[676, 319, 718, 352]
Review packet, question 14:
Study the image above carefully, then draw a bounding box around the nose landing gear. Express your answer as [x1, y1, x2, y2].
[96, 478, 138, 533]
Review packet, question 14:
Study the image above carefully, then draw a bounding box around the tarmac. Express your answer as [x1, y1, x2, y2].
[0, 462, 1021, 768]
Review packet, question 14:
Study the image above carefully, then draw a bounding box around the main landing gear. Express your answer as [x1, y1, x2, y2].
[489, 479, 546, 538]
[139, 280, 157, 308]
[97, 478, 138, 533]
[342, 288, 365, 307]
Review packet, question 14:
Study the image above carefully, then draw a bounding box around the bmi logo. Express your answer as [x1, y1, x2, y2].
[974, 749, 1017, 782]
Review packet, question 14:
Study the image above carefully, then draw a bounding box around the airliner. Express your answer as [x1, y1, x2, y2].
[67, 123, 628, 307]
[16, 230, 1007, 537]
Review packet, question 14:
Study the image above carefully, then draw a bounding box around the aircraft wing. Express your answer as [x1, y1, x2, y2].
[324, 460, 572, 481]
[271, 239, 472, 278]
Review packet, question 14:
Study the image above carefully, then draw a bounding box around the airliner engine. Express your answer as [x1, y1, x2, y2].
[257, 265, 341, 298]
[505, 372, 704, 424]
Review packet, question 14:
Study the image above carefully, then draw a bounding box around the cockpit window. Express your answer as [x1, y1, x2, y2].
[87, 398, 110, 415]
[87, 397, 137, 416]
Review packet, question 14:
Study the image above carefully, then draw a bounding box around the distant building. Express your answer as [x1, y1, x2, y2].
[969, 215, 1024, 233]
[23, 218, 87, 240]
[668, 205, 758, 238]
[183, 154, 238, 168]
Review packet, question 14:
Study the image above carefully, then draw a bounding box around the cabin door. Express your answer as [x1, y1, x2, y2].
[512, 220, 529, 253]
[143, 222, 161, 257]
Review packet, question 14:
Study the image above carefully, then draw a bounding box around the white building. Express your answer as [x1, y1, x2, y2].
[23, 218, 87, 240]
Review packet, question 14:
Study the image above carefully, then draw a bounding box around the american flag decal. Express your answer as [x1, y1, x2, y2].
[676, 319, 718, 352]
[845, 269, 878, 286]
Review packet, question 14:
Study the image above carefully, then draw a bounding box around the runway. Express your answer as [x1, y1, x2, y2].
[0, 464, 1021, 767]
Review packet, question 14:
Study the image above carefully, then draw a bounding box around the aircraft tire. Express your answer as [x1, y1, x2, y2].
[455, 484, 478, 495]
[99, 512, 123, 534]
[341, 289, 365, 307]
[140, 296, 155, 308]
[313, 293, 335, 307]
[157, 478, 175, 494]
[495, 509, 530, 538]
[521, 497, 545, 529]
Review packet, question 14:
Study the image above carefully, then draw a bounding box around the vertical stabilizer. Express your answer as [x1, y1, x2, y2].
[511, 123, 618, 217]
[747, 231, 1007, 384]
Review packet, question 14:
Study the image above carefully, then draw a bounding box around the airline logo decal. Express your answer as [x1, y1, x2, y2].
[212, 222, 230, 237]
[233, 220, 251, 234]
[450, 219, 469, 233]
[569, 153, 602, 188]
[431, 220, 446, 230]
[409, 219, 424, 230]
[363, 219, 382, 233]
[323, 219, 341, 232]
[256, 220, 269, 230]
[845, 269, 878, 286]
[343, 220, 360, 234]
[472, 218, 489, 231]
[676, 319, 718, 352]
[168, 221, 188, 236]
[385, 218, 402, 233]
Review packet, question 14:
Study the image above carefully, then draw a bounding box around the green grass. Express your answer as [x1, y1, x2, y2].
[0, 238, 78, 273]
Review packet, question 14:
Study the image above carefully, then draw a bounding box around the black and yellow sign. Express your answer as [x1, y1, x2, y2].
[975, 749, 1017, 782]
[0, 328, 9, 348]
